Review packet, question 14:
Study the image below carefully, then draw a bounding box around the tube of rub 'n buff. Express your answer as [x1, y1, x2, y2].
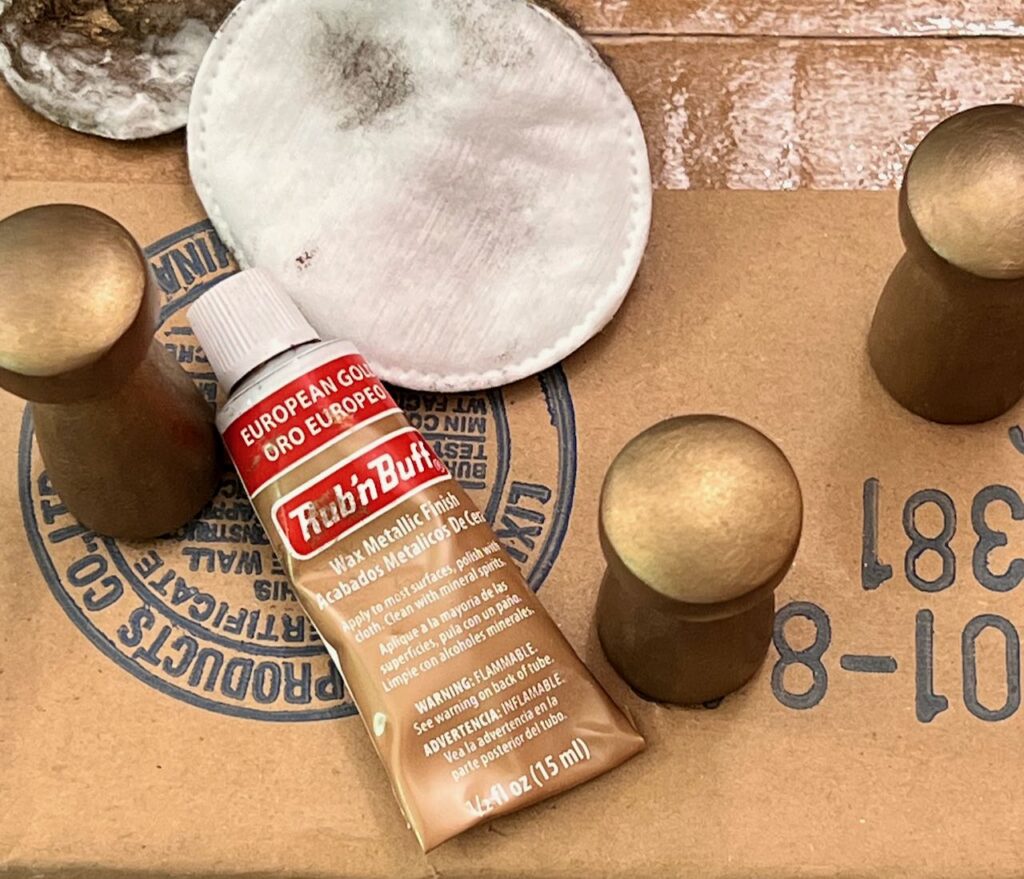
[188, 269, 644, 850]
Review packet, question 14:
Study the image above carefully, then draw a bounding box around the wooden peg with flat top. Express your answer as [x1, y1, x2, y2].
[596, 415, 803, 705]
[869, 104, 1024, 424]
[0, 204, 221, 539]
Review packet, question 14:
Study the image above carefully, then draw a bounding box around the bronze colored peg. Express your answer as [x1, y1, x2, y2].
[0, 204, 221, 539]
[868, 104, 1024, 424]
[597, 415, 802, 704]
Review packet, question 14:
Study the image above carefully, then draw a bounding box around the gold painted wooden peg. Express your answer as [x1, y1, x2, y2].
[0, 204, 221, 538]
[596, 415, 803, 704]
[868, 104, 1024, 424]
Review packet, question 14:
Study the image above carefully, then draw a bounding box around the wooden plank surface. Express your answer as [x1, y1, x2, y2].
[604, 36, 1024, 189]
[564, 0, 1024, 36]
[3, 33, 1023, 191]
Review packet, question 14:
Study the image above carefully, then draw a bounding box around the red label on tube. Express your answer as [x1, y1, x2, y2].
[222, 353, 399, 496]
[270, 428, 450, 560]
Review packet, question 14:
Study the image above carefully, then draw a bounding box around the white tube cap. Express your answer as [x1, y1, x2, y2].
[188, 268, 320, 390]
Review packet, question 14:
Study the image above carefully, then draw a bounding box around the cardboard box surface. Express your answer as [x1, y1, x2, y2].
[5, 178, 1024, 877]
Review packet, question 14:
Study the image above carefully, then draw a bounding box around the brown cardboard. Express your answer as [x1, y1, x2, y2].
[8, 176, 1024, 876]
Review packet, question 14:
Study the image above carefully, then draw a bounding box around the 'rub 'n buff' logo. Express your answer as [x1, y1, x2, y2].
[19, 221, 577, 722]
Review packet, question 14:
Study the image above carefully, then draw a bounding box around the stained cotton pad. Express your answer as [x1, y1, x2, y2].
[0, 0, 236, 139]
[188, 0, 651, 392]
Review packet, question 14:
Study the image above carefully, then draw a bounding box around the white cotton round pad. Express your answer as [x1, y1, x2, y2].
[188, 0, 651, 391]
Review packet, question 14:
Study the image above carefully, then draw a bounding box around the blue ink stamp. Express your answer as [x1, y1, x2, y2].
[19, 221, 577, 722]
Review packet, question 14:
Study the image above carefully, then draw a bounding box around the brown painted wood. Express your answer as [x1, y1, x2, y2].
[2, 32, 1024, 191]
[562, 0, 1024, 36]
[604, 36, 1024, 189]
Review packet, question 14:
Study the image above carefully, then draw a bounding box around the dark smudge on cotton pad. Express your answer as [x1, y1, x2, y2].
[312, 13, 415, 130]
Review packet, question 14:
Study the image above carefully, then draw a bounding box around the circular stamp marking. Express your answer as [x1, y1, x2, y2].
[19, 220, 578, 723]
